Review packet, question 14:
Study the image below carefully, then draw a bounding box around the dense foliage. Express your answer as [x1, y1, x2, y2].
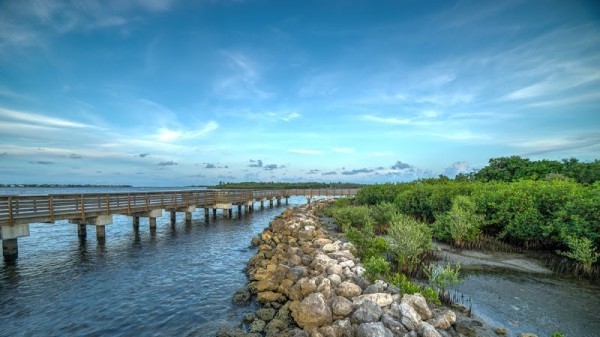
[473, 156, 600, 185]
[353, 157, 600, 274]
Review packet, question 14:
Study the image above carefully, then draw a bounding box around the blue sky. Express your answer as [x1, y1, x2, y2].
[0, 0, 599, 186]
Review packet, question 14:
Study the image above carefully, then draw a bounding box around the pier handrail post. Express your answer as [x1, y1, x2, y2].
[106, 194, 110, 214]
[7, 196, 13, 226]
[49, 196, 54, 223]
[80, 194, 85, 219]
[127, 194, 131, 214]
[145, 193, 149, 211]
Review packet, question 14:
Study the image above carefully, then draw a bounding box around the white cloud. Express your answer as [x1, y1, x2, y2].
[371, 151, 394, 157]
[0, 107, 94, 129]
[154, 121, 218, 142]
[289, 149, 323, 155]
[363, 115, 412, 125]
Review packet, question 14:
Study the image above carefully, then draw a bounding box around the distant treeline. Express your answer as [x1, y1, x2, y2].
[210, 182, 364, 190]
[462, 156, 600, 185]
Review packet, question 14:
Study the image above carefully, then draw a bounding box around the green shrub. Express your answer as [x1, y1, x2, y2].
[558, 236, 599, 273]
[387, 213, 432, 272]
[425, 263, 462, 302]
[433, 196, 483, 247]
[369, 202, 398, 233]
[420, 286, 441, 305]
[331, 205, 372, 228]
[342, 222, 389, 259]
[363, 256, 391, 281]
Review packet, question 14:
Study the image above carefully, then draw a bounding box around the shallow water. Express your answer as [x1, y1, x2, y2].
[440, 245, 600, 337]
[0, 190, 307, 337]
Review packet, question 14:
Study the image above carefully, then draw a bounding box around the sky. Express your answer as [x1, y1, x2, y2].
[0, 0, 599, 186]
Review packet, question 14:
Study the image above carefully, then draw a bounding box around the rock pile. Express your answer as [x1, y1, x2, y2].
[218, 204, 489, 337]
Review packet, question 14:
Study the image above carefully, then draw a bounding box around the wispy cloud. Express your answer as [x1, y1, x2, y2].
[511, 133, 600, 156]
[213, 51, 270, 100]
[0, 108, 94, 129]
[154, 121, 218, 142]
[342, 168, 374, 175]
[289, 149, 323, 155]
[362, 115, 411, 125]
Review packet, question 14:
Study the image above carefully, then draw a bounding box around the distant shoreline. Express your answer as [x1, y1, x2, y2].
[0, 184, 133, 188]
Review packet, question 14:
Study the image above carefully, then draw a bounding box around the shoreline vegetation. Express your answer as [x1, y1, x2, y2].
[221, 201, 505, 337]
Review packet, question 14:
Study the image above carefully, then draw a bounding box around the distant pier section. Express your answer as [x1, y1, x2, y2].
[0, 188, 357, 262]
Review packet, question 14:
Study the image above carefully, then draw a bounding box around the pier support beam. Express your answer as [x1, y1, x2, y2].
[212, 208, 217, 219]
[306, 196, 311, 204]
[78, 223, 87, 239]
[276, 197, 281, 206]
[96, 225, 106, 242]
[149, 217, 157, 231]
[170, 211, 176, 225]
[285, 197, 289, 205]
[228, 209, 233, 218]
[132, 216, 140, 232]
[2, 239, 18, 262]
[269, 199, 273, 207]
[204, 208, 209, 221]
[185, 212, 192, 224]
[260, 200, 264, 210]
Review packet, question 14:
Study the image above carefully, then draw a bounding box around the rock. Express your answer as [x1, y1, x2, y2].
[257, 291, 286, 304]
[328, 274, 342, 286]
[312, 253, 336, 273]
[318, 325, 346, 337]
[494, 328, 507, 335]
[381, 313, 408, 334]
[243, 313, 256, 323]
[299, 277, 318, 296]
[351, 300, 383, 324]
[398, 302, 422, 327]
[418, 322, 442, 337]
[455, 318, 483, 337]
[249, 319, 266, 333]
[216, 326, 245, 337]
[387, 284, 400, 295]
[401, 293, 432, 320]
[287, 266, 307, 282]
[291, 292, 333, 330]
[331, 296, 354, 316]
[336, 281, 362, 298]
[265, 319, 289, 337]
[251, 236, 261, 246]
[256, 307, 277, 321]
[518, 334, 538, 337]
[317, 278, 333, 299]
[327, 264, 344, 276]
[427, 310, 456, 329]
[232, 285, 252, 304]
[353, 293, 394, 307]
[339, 260, 355, 269]
[323, 242, 341, 252]
[356, 322, 393, 337]
[364, 282, 386, 294]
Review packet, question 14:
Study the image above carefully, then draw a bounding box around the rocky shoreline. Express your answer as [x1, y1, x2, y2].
[217, 202, 516, 337]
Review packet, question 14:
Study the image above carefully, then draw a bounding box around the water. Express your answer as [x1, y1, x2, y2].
[440, 245, 600, 337]
[1, 187, 307, 337]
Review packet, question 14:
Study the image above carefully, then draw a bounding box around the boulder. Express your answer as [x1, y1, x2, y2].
[518, 334, 539, 337]
[356, 322, 393, 337]
[265, 319, 289, 337]
[351, 300, 383, 324]
[291, 292, 333, 330]
[257, 291, 286, 304]
[455, 318, 483, 337]
[249, 319, 266, 333]
[299, 277, 318, 296]
[336, 281, 362, 298]
[427, 310, 456, 330]
[363, 282, 386, 294]
[331, 296, 354, 317]
[418, 322, 442, 337]
[256, 307, 277, 321]
[352, 293, 394, 307]
[401, 293, 432, 320]
[380, 313, 408, 334]
[328, 274, 342, 286]
[232, 285, 252, 304]
[396, 302, 421, 331]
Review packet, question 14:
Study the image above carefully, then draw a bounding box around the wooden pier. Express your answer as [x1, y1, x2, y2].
[0, 188, 357, 261]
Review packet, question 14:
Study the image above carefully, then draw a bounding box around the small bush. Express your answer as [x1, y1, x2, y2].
[433, 196, 483, 247]
[369, 202, 398, 233]
[425, 263, 462, 302]
[363, 256, 391, 281]
[387, 213, 432, 273]
[420, 286, 441, 305]
[332, 205, 372, 228]
[343, 222, 389, 259]
[558, 236, 599, 273]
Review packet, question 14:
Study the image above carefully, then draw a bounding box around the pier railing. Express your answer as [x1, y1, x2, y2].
[0, 189, 358, 226]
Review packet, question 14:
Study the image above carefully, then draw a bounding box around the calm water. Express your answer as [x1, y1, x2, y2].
[1, 187, 307, 337]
